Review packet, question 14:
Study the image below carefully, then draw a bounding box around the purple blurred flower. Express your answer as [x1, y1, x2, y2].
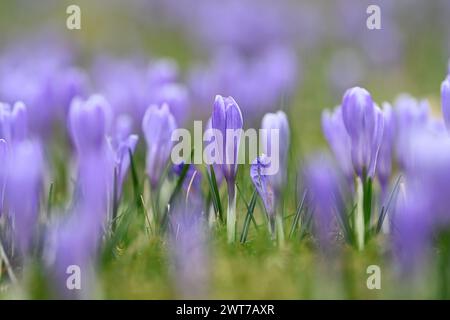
[5, 140, 44, 254]
[261, 110, 290, 193]
[250, 155, 276, 235]
[304, 155, 340, 249]
[321, 106, 353, 182]
[169, 203, 209, 298]
[211, 95, 243, 185]
[68, 95, 112, 156]
[142, 104, 177, 189]
[341, 87, 384, 179]
[441, 75, 450, 130]
[0, 139, 6, 216]
[151, 83, 190, 126]
[0, 101, 28, 143]
[377, 103, 395, 191]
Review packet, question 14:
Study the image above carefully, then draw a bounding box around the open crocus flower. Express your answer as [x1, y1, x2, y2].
[142, 103, 177, 190]
[341, 87, 384, 179]
[211, 95, 243, 243]
[68, 95, 112, 156]
[261, 110, 290, 194]
[250, 154, 276, 237]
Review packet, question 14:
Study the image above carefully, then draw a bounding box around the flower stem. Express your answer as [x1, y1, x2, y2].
[227, 183, 237, 243]
[355, 177, 365, 250]
[276, 214, 285, 247]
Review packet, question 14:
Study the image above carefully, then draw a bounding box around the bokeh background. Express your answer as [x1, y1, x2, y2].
[1, 0, 450, 299]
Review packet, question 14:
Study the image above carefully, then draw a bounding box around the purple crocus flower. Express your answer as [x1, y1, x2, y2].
[0, 101, 28, 143]
[341, 87, 384, 179]
[151, 84, 190, 126]
[142, 104, 177, 189]
[304, 155, 340, 249]
[441, 75, 450, 130]
[169, 201, 209, 298]
[321, 106, 353, 183]
[68, 95, 112, 156]
[0, 139, 6, 216]
[250, 154, 276, 236]
[5, 140, 44, 254]
[261, 110, 290, 194]
[211, 95, 243, 243]
[211, 95, 243, 184]
[377, 103, 395, 191]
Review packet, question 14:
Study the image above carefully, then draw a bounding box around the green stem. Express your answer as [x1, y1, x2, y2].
[355, 177, 365, 250]
[276, 214, 285, 247]
[227, 183, 237, 244]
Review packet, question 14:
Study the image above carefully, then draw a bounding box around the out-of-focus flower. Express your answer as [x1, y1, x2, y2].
[304, 155, 341, 249]
[171, 162, 202, 208]
[261, 110, 290, 193]
[441, 75, 450, 130]
[0, 101, 28, 143]
[142, 104, 177, 189]
[341, 87, 384, 179]
[0, 139, 7, 216]
[68, 95, 112, 155]
[250, 154, 276, 235]
[5, 140, 44, 254]
[169, 202, 209, 298]
[377, 103, 395, 191]
[321, 106, 353, 183]
[151, 84, 190, 126]
[211, 95, 243, 184]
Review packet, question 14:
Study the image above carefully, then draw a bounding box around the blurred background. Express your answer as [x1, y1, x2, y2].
[1, 0, 450, 299]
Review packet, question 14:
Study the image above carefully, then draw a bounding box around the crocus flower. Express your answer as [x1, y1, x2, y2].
[5, 140, 44, 254]
[341, 87, 384, 179]
[441, 75, 450, 130]
[304, 155, 341, 249]
[0, 101, 28, 143]
[321, 106, 353, 183]
[142, 104, 177, 189]
[250, 154, 276, 236]
[169, 201, 209, 298]
[377, 103, 395, 192]
[211, 95, 243, 184]
[0, 139, 6, 216]
[68, 95, 111, 156]
[261, 110, 290, 194]
[211, 95, 243, 243]
[171, 162, 203, 208]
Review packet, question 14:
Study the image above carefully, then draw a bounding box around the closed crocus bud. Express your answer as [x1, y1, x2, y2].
[68, 95, 111, 155]
[250, 155, 276, 235]
[341, 87, 384, 179]
[261, 110, 289, 193]
[0, 101, 28, 143]
[110, 133, 139, 197]
[142, 104, 177, 189]
[211, 95, 243, 184]
[321, 106, 353, 183]
[6, 140, 44, 254]
[441, 75, 450, 130]
[304, 155, 341, 249]
[377, 103, 395, 191]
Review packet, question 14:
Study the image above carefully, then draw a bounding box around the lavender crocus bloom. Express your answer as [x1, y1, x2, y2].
[211, 95, 243, 243]
[261, 110, 289, 193]
[169, 202, 209, 298]
[142, 104, 177, 189]
[152, 84, 190, 126]
[0, 139, 6, 216]
[5, 140, 44, 254]
[377, 103, 395, 191]
[68, 95, 111, 155]
[204, 117, 224, 185]
[341, 87, 384, 179]
[321, 106, 353, 183]
[441, 75, 450, 130]
[0, 101, 28, 143]
[211, 95, 243, 184]
[250, 155, 276, 235]
[304, 155, 340, 249]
